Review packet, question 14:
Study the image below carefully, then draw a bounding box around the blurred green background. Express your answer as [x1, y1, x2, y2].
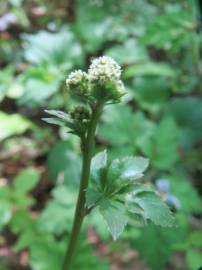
[0, 0, 202, 269]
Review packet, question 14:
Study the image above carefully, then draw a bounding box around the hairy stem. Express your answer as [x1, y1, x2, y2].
[62, 102, 103, 270]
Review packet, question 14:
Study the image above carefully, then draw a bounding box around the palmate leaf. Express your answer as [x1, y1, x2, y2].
[131, 191, 175, 227]
[88, 151, 174, 240]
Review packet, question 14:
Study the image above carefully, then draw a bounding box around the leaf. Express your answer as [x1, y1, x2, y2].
[107, 156, 149, 191]
[99, 200, 128, 240]
[42, 117, 66, 127]
[90, 150, 108, 185]
[10, 209, 33, 233]
[168, 174, 202, 214]
[14, 167, 40, 194]
[18, 77, 60, 105]
[0, 202, 12, 230]
[142, 117, 179, 169]
[132, 77, 169, 113]
[133, 192, 175, 227]
[99, 105, 154, 158]
[186, 250, 202, 270]
[106, 38, 148, 65]
[166, 97, 202, 147]
[42, 110, 72, 127]
[44, 110, 69, 121]
[119, 156, 149, 180]
[47, 141, 81, 186]
[0, 112, 33, 141]
[38, 185, 76, 235]
[22, 28, 83, 67]
[86, 188, 102, 208]
[132, 218, 189, 270]
[124, 62, 175, 78]
[91, 150, 107, 172]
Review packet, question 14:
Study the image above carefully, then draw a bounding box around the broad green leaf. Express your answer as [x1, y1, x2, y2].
[124, 62, 175, 78]
[22, 28, 83, 67]
[0, 112, 33, 141]
[99, 200, 128, 240]
[10, 209, 33, 233]
[14, 167, 40, 194]
[133, 192, 175, 227]
[132, 77, 169, 113]
[18, 77, 60, 105]
[106, 38, 148, 65]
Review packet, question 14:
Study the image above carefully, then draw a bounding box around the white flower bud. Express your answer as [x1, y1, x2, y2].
[88, 56, 121, 83]
[66, 70, 89, 100]
[66, 70, 88, 88]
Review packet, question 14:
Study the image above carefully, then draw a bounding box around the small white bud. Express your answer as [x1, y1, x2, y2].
[88, 56, 121, 83]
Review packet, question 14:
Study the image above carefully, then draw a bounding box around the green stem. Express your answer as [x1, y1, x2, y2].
[62, 102, 103, 270]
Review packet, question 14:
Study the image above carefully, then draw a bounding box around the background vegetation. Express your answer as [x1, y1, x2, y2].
[0, 0, 202, 269]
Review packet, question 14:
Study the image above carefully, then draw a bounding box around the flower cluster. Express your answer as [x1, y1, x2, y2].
[66, 70, 89, 100]
[66, 56, 125, 103]
[88, 56, 121, 83]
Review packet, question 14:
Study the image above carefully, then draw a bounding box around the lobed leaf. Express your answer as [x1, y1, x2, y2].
[99, 199, 128, 240]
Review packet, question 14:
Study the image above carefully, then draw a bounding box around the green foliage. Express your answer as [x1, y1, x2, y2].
[132, 215, 189, 270]
[47, 140, 81, 186]
[0, 167, 40, 232]
[87, 151, 174, 240]
[0, 112, 33, 141]
[1, 1, 202, 269]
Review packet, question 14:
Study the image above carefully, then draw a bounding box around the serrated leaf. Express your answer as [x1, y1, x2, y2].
[133, 192, 175, 227]
[108, 156, 149, 184]
[99, 200, 128, 240]
[120, 156, 149, 180]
